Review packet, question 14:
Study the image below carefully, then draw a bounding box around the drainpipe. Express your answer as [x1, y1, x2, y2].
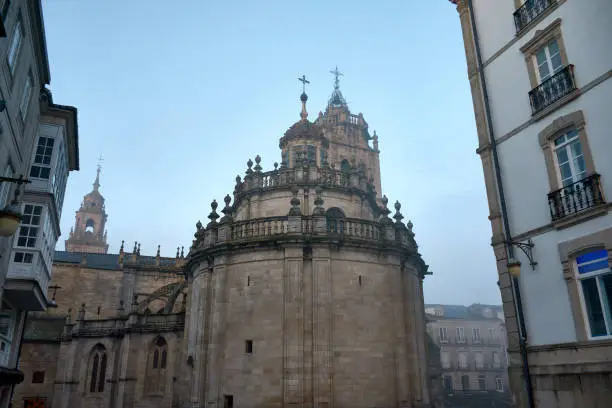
[8, 310, 28, 408]
[466, 0, 536, 407]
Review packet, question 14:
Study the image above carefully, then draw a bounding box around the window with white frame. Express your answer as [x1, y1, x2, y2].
[576, 249, 611, 338]
[535, 38, 563, 83]
[0, 162, 14, 208]
[493, 351, 501, 368]
[475, 352, 484, 369]
[30, 136, 55, 179]
[456, 327, 465, 343]
[458, 352, 468, 369]
[52, 142, 68, 215]
[472, 327, 481, 343]
[488, 327, 496, 341]
[41, 211, 54, 270]
[496, 377, 504, 392]
[19, 71, 33, 119]
[0, 303, 16, 366]
[440, 351, 450, 369]
[439, 327, 448, 343]
[15, 204, 42, 248]
[7, 16, 22, 73]
[554, 130, 586, 187]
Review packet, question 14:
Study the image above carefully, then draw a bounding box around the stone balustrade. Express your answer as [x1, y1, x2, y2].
[69, 313, 185, 338]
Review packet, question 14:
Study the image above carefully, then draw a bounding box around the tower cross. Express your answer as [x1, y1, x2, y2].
[298, 74, 310, 93]
[330, 66, 343, 90]
[97, 155, 104, 171]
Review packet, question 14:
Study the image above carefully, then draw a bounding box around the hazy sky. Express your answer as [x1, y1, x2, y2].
[42, 0, 500, 306]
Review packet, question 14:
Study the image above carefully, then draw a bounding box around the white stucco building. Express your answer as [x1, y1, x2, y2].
[448, 0, 612, 407]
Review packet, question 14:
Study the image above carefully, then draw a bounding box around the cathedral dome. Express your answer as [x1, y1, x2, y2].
[279, 118, 329, 150]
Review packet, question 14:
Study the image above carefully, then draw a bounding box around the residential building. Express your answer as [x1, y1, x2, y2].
[0, 1, 78, 405]
[426, 304, 511, 407]
[448, 0, 612, 406]
[15, 76, 433, 408]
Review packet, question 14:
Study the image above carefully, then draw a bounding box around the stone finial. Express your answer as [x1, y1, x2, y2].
[221, 194, 233, 223]
[254, 155, 262, 172]
[246, 159, 253, 176]
[120, 240, 125, 253]
[77, 303, 86, 321]
[137, 243, 141, 256]
[180, 246, 185, 258]
[407, 220, 414, 236]
[288, 187, 302, 216]
[133, 241, 138, 253]
[176, 246, 180, 258]
[381, 195, 391, 218]
[393, 201, 404, 223]
[196, 220, 202, 230]
[156, 245, 161, 257]
[208, 199, 220, 224]
[235, 175, 241, 185]
[274, 162, 278, 170]
[313, 186, 325, 215]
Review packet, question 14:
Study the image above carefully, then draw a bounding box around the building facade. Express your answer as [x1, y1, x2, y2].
[448, 0, 612, 407]
[15, 79, 433, 408]
[426, 304, 511, 407]
[0, 1, 78, 406]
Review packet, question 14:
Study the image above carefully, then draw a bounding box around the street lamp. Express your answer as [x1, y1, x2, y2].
[0, 175, 31, 237]
[505, 238, 537, 278]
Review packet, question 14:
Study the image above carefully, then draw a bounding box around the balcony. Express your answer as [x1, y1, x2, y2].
[529, 65, 576, 115]
[548, 174, 605, 221]
[513, 0, 555, 33]
[3, 252, 51, 311]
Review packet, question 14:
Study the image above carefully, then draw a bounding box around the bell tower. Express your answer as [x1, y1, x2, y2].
[65, 163, 109, 254]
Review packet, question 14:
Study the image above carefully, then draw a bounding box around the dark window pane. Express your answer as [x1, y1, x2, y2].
[161, 349, 167, 369]
[90, 354, 99, 392]
[98, 353, 107, 392]
[153, 349, 159, 369]
[582, 277, 607, 336]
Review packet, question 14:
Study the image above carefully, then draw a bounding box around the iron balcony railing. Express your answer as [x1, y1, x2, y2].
[529, 65, 576, 114]
[513, 0, 555, 33]
[548, 173, 605, 221]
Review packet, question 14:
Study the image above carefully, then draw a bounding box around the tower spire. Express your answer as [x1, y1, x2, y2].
[330, 66, 343, 90]
[93, 155, 103, 191]
[298, 74, 310, 121]
[328, 66, 347, 107]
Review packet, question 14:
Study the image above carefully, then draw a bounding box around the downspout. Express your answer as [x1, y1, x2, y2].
[8, 310, 28, 407]
[466, 1, 536, 407]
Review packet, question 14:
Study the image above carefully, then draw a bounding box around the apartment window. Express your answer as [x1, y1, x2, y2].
[461, 374, 470, 391]
[19, 71, 33, 119]
[7, 17, 22, 73]
[16, 204, 42, 247]
[478, 375, 486, 391]
[0, 304, 15, 366]
[493, 352, 501, 368]
[0, 162, 14, 208]
[32, 371, 45, 383]
[458, 352, 468, 369]
[443, 376, 453, 393]
[475, 352, 484, 369]
[439, 327, 448, 343]
[51, 143, 68, 214]
[496, 377, 504, 392]
[30, 137, 55, 179]
[576, 249, 611, 338]
[440, 351, 450, 369]
[535, 39, 563, 83]
[472, 327, 481, 343]
[456, 327, 465, 343]
[488, 328, 496, 341]
[13, 251, 33, 263]
[554, 130, 586, 187]
[224, 395, 234, 408]
[245, 340, 253, 354]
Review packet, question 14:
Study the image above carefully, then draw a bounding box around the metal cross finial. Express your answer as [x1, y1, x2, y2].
[330, 66, 343, 90]
[97, 155, 104, 171]
[298, 74, 310, 93]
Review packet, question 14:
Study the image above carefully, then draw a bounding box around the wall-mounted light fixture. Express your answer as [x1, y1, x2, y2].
[505, 238, 537, 277]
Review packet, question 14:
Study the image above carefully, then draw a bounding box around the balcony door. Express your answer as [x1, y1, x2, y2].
[535, 39, 563, 83]
[553, 130, 592, 214]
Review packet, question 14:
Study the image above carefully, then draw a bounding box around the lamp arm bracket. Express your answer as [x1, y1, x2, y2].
[505, 238, 537, 270]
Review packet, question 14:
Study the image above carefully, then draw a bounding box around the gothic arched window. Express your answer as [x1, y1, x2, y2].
[88, 344, 107, 393]
[326, 207, 346, 234]
[146, 336, 168, 394]
[85, 219, 95, 233]
[340, 159, 351, 173]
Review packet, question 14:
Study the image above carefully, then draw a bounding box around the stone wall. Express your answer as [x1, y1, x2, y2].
[13, 342, 61, 406]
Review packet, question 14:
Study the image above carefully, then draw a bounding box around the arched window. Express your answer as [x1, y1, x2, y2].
[326, 207, 345, 234]
[340, 159, 351, 173]
[85, 219, 95, 233]
[146, 336, 168, 394]
[88, 344, 107, 393]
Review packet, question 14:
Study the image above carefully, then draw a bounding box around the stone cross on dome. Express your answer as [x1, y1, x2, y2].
[330, 66, 343, 90]
[93, 155, 104, 191]
[298, 74, 310, 120]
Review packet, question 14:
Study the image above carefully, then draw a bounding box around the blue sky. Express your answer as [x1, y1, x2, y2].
[42, 0, 500, 306]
